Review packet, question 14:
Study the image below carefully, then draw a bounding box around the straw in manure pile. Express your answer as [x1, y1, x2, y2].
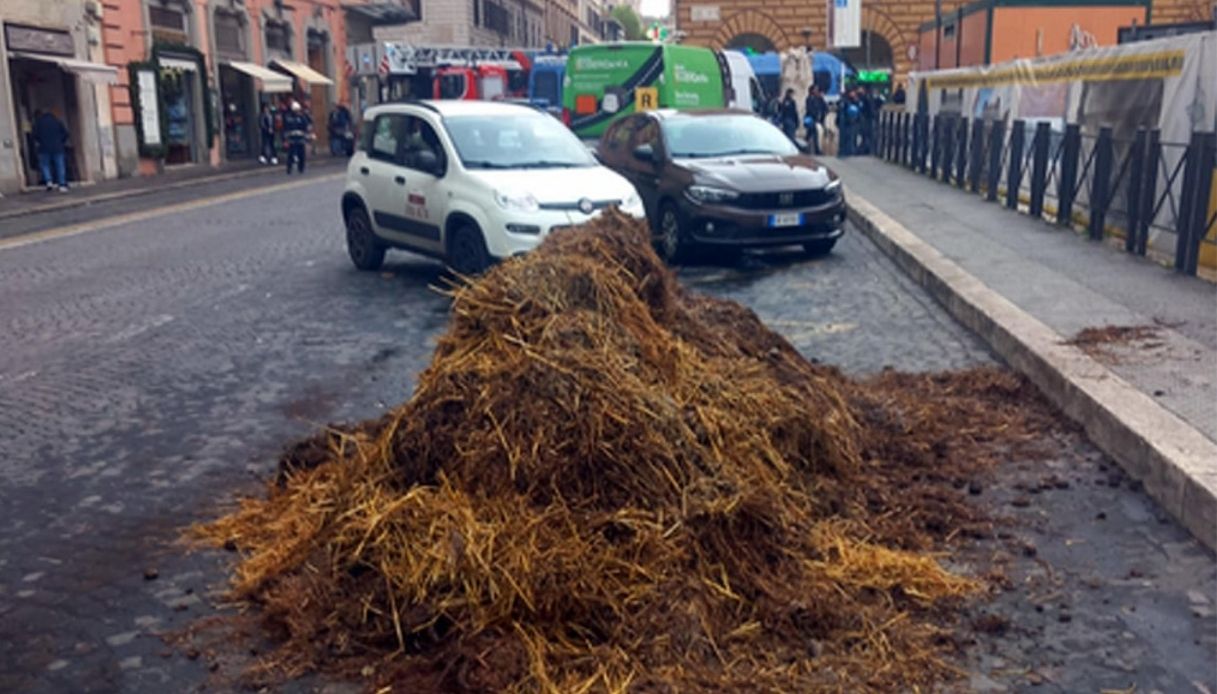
[196, 210, 996, 692]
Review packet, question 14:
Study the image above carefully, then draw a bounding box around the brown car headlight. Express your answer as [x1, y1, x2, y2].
[685, 185, 740, 204]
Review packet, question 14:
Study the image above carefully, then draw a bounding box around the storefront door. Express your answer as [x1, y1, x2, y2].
[158, 56, 202, 166]
[7, 56, 82, 187]
[219, 65, 253, 158]
[307, 35, 330, 149]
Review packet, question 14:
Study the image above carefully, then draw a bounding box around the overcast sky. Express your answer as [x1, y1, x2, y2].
[640, 0, 670, 17]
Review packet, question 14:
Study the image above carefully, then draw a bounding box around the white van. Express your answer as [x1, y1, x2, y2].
[722, 50, 763, 113]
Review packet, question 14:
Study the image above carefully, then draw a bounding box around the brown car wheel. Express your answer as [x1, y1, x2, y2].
[658, 202, 693, 264]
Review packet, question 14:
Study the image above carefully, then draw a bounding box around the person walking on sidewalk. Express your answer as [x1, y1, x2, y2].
[258, 103, 278, 165]
[33, 109, 70, 192]
[283, 101, 313, 175]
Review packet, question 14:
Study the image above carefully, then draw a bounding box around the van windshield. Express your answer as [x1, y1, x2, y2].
[445, 113, 597, 169]
[662, 114, 798, 158]
[532, 71, 559, 106]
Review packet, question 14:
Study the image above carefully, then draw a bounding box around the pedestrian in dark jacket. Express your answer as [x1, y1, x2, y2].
[327, 103, 353, 157]
[804, 86, 827, 155]
[33, 109, 70, 191]
[858, 89, 872, 155]
[283, 101, 313, 175]
[258, 103, 277, 165]
[839, 90, 862, 157]
[779, 89, 799, 142]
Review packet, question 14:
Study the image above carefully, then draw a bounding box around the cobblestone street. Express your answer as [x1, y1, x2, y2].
[0, 177, 1212, 693]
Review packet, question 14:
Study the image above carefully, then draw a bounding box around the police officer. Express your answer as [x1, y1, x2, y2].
[839, 89, 862, 157]
[283, 101, 313, 175]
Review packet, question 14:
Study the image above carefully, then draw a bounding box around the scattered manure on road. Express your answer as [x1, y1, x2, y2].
[189, 210, 1069, 693]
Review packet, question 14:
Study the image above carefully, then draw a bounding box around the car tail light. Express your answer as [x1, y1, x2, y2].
[562, 107, 571, 127]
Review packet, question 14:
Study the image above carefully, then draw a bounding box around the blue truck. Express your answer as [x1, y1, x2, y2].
[527, 54, 566, 116]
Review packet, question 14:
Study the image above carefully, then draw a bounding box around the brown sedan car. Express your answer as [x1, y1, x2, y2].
[596, 109, 847, 262]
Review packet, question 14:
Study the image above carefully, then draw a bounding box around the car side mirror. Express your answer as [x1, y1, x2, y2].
[633, 143, 655, 164]
[415, 149, 441, 176]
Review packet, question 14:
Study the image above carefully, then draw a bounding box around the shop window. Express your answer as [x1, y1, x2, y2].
[473, 0, 480, 27]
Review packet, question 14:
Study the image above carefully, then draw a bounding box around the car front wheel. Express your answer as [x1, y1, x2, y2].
[658, 202, 693, 264]
[447, 223, 492, 276]
[346, 206, 386, 271]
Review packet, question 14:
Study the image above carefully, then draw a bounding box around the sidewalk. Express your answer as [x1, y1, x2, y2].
[828, 155, 1217, 547]
[0, 154, 346, 222]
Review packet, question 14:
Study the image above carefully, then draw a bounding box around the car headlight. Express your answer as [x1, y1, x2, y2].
[495, 189, 540, 213]
[825, 178, 842, 192]
[685, 185, 740, 204]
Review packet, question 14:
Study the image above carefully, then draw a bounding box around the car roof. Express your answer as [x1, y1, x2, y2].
[363, 100, 543, 119]
[649, 108, 757, 120]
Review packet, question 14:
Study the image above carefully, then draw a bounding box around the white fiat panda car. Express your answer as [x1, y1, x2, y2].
[340, 100, 645, 275]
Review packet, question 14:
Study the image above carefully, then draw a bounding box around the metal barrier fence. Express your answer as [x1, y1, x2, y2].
[877, 110, 1217, 276]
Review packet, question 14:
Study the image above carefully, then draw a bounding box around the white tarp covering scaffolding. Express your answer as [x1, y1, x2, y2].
[903, 31, 1217, 263]
[904, 31, 1217, 141]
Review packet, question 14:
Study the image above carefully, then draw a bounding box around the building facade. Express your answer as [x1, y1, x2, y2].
[674, 0, 1215, 86]
[545, 0, 583, 47]
[0, 0, 363, 193]
[1, 0, 120, 194]
[376, 0, 546, 47]
[102, 0, 352, 177]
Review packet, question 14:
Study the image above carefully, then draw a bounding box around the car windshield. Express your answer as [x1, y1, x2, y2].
[662, 114, 798, 158]
[445, 113, 596, 169]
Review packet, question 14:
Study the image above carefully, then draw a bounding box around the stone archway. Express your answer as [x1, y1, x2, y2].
[859, 6, 913, 82]
[837, 31, 895, 72]
[725, 32, 776, 54]
[713, 9, 791, 52]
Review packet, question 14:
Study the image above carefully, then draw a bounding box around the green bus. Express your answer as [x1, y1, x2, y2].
[562, 43, 729, 139]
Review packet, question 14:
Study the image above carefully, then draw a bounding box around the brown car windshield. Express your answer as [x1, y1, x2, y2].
[662, 115, 798, 159]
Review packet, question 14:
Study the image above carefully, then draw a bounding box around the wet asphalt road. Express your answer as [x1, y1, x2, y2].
[0, 176, 1212, 693]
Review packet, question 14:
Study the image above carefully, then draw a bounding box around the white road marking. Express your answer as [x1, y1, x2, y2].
[105, 313, 175, 344]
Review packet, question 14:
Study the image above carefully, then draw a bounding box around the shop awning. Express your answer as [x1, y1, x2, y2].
[10, 52, 119, 85]
[270, 60, 334, 86]
[224, 61, 292, 93]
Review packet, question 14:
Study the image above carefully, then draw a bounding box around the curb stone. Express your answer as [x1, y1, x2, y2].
[845, 191, 1217, 551]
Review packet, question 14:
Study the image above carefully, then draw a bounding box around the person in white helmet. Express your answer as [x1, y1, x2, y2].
[282, 100, 313, 174]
